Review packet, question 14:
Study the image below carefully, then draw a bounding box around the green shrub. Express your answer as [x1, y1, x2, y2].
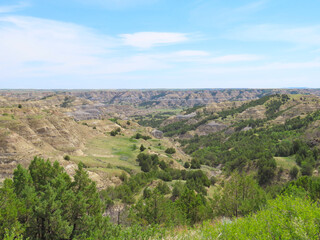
[203, 194, 320, 240]
[110, 128, 121, 136]
[184, 162, 190, 168]
[191, 159, 201, 169]
[140, 144, 146, 152]
[133, 133, 151, 140]
[165, 147, 176, 154]
[289, 166, 299, 179]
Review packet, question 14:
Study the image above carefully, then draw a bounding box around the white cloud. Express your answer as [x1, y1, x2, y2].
[234, 0, 267, 14]
[1, 14, 318, 89]
[120, 32, 189, 49]
[189, 60, 320, 75]
[72, 0, 159, 9]
[190, 0, 268, 28]
[209, 54, 263, 64]
[174, 50, 210, 57]
[0, 16, 169, 79]
[0, 14, 263, 82]
[0, 2, 28, 13]
[228, 24, 320, 46]
[147, 52, 262, 64]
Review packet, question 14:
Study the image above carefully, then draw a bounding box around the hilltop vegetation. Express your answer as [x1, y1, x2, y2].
[151, 94, 320, 185]
[2, 158, 320, 239]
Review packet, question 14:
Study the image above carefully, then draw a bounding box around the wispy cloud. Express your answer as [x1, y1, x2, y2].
[0, 2, 28, 13]
[174, 50, 210, 57]
[209, 54, 263, 64]
[120, 32, 189, 49]
[190, 60, 320, 75]
[190, 0, 268, 27]
[228, 24, 320, 46]
[0, 15, 266, 82]
[0, 16, 175, 80]
[72, 0, 159, 10]
[234, 0, 267, 14]
[139, 52, 262, 64]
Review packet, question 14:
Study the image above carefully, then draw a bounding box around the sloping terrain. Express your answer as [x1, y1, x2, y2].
[1, 91, 320, 190]
[0, 97, 190, 188]
[159, 94, 320, 137]
[155, 94, 320, 186]
[0, 106, 96, 182]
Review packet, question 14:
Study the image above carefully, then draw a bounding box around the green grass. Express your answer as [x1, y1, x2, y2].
[71, 135, 172, 175]
[87, 167, 125, 176]
[71, 136, 142, 174]
[0, 115, 15, 121]
[70, 129, 185, 178]
[200, 165, 220, 176]
[274, 156, 298, 170]
[27, 114, 44, 119]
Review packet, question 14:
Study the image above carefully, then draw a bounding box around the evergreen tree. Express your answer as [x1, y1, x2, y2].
[0, 179, 25, 239]
[175, 187, 208, 225]
[140, 144, 146, 152]
[3, 157, 109, 240]
[217, 172, 266, 217]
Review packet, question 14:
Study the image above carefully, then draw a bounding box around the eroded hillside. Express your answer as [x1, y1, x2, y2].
[0, 95, 190, 188]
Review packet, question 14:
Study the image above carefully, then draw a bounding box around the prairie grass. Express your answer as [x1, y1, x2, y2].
[274, 156, 297, 170]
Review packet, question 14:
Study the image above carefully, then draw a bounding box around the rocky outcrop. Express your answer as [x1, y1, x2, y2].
[197, 121, 228, 135]
[151, 129, 163, 139]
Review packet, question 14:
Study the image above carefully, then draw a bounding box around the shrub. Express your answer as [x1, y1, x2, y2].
[133, 133, 151, 140]
[210, 176, 217, 185]
[165, 148, 176, 154]
[184, 162, 190, 168]
[140, 144, 146, 152]
[301, 161, 313, 176]
[110, 128, 121, 136]
[289, 166, 299, 179]
[64, 155, 70, 161]
[110, 130, 117, 136]
[257, 157, 277, 185]
[159, 160, 168, 170]
[191, 159, 201, 169]
[156, 182, 171, 195]
[205, 194, 320, 239]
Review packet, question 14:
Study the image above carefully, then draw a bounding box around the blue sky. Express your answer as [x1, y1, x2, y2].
[0, 0, 320, 89]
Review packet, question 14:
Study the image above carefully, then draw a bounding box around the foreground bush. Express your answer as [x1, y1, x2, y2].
[199, 192, 320, 239]
[0, 157, 111, 240]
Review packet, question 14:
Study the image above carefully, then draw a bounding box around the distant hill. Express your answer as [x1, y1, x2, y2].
[1, 89, 320, 109]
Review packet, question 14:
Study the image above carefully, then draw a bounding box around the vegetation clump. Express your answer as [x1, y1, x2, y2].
[139, 144, 146, 152]
[132, 133, 151, 140]
[0, 157, 110, 240]
[165, 147, 176, 154]
[110, 127, 121, 136]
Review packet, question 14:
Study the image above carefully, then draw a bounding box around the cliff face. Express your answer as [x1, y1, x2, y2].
[68, 89, 320, 107]
[2, 89, 320, 109]
[0, 107, 97, 182]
